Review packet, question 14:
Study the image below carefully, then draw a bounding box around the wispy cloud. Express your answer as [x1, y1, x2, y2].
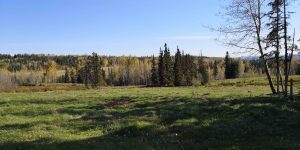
[159, 35, 216, 40]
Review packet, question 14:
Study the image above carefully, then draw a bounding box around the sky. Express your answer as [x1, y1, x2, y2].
[0, 0, 299, 57]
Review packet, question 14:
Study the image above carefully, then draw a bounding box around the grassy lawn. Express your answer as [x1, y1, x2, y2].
[0, 79, 300, 149]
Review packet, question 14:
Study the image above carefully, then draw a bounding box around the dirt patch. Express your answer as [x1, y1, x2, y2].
[104, 97, 132, 108]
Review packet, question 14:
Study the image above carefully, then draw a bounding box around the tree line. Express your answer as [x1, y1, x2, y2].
[2, 43, 300, 90]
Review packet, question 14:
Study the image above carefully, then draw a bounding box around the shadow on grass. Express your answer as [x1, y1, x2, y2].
[1, 96, 300, 150]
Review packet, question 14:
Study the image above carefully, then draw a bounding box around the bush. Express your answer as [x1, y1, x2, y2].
[0, 70, 14, 90]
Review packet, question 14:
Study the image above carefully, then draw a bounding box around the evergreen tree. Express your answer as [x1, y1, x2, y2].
[266, 0, 284, 94]
[225, 51, 234, 79]
[163, 43, 173, 86]
[213, 60, 219, 79]
[231, 61, 239, 79]
[150, 55, 159, 86]
[174, 46, 183, 86]
[76, 70, 83, 84]
[70, 69, 76, 84]
[107, 68, 114, 86]
[158, 48, 167, 86]
[83, 60, 91, 87]
[184, 54, 195, 86]
[226, 59, 242, 79]
[64, 68, 70, 83]
[91, 52, 102, 88]
[198, 53, 210, 85]
[82, 53, 103, 88]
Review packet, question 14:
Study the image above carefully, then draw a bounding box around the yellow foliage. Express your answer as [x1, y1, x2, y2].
[47, 61, 57, 77]
[101, 58, 109, 67]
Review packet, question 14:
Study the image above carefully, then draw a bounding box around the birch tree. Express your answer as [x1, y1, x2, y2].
[217, 0, 276, 93]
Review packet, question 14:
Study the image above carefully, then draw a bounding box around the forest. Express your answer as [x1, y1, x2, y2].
[1, 43, 299, 90]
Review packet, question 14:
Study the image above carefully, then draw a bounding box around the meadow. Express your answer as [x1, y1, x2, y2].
[0, 77, 300, 149]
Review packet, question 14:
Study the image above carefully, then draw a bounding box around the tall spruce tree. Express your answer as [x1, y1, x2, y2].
[174, 46, 183, 86]
[213, 60, 219, 80]
[198, 53, 210, 85]
[224, 51, 233, 79]
[184, 54, 195, 86]
[91, 52, 102, 88]
[70, 69, 76, 84]
[64, 68, 70, 83]
[150, 55, 159, 86]
[82, 53, 102, 88]
[163, 43, 173, 86]
[267, 0, 284, 94]
[83, 57, 91, 87]
[158, 48, 167, 86]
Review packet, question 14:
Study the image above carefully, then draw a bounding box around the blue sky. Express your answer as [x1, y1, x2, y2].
[0, 0, 299, 57]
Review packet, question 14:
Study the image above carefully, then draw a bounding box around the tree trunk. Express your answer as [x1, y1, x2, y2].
[280, 70, 284, 92]
[288, 29, 296, 75]
[257, 33, 276, 94]
[276, 52, 280, 94]
[263, 58, 276, 94]
[283, 0, 288, 97]
[253, 0, 276, 94]
[276, 3, 280, 94]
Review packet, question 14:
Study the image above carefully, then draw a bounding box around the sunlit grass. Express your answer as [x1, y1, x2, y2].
[0, 77, 300, 149]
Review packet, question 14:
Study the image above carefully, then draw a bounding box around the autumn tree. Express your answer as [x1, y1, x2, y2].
[46, 61, 57, 83]
[101, 58, 109, 67]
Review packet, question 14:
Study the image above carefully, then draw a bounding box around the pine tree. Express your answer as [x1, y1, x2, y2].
[224, 51, 234, 79]
[91, 52, 102, 88]
[267, 0, 284, 94]
[70, 69, 76, 84]
[64, 68, 70, 83]
[150, 55, 159, 86]
[107, 68, 114, 86]
[174, 46, 183, 86]
[76, 69, 83, 84]
[82, 53, 103, 88]
[83, 61, 90, 87]
[158, 48, 167, 86]
[213, 60, 219, 80]
[184, 54, 195, 86]
[198, 53, 210, 85]
[163, 43, 173, 86]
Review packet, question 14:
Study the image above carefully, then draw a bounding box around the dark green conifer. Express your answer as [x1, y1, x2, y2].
[174, 46, 183, 86]
[150, 55, 159, 86]
[64, 68, 70, 83]
[225, 51, 233, 79]
[158, 48, 167, 86]
[199, 52, 210, 85]
[91, 52, 102, 88]
[163, 43, 173, 86]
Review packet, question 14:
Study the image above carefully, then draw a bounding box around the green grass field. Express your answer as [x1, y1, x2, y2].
[0, 78, 300, 149]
